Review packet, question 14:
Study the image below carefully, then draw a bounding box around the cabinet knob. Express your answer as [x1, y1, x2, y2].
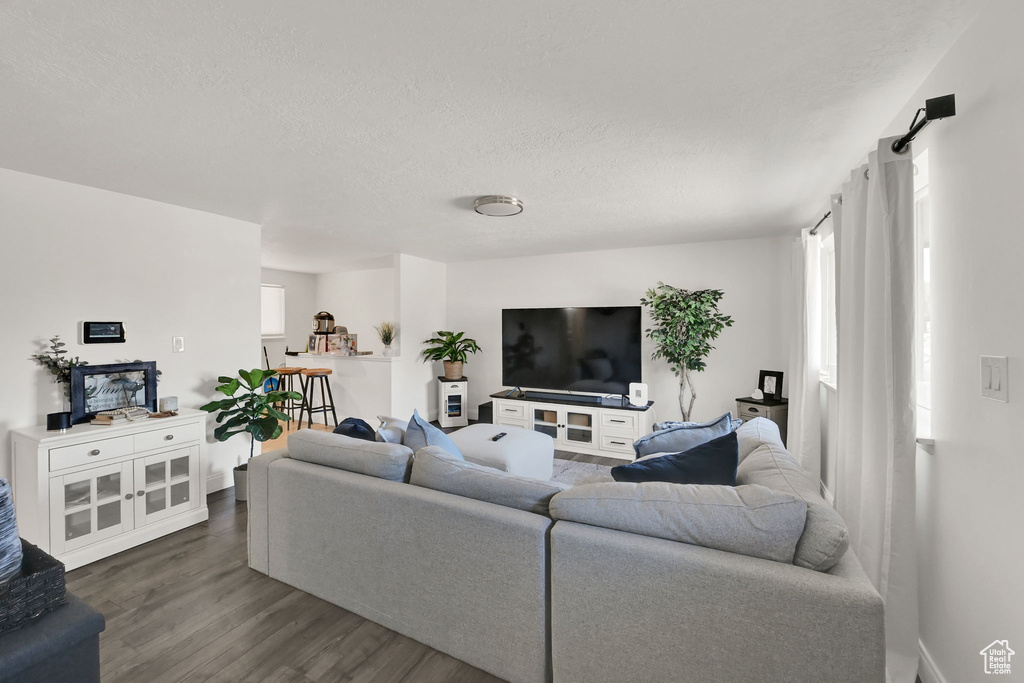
[89, 449, 101, 456]
[126, 493, 134, 500]
[137, 490, 145, 497]
[164, 434, 174, 441]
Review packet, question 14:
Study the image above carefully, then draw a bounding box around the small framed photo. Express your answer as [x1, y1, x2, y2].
[758, 370, 784, 400]
[307, 334, 320, 354]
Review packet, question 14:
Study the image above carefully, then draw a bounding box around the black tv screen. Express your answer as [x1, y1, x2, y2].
[502, 307, 642, 394]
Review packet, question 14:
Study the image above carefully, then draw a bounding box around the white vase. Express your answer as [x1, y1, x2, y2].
[382, 344, 397, 357]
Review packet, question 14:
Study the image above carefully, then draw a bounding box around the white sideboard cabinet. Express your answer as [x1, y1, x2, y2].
[490, 392, 655, 461]
[11, 409, 209, 570]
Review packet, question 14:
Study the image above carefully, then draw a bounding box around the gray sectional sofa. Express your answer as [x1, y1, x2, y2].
[247, 419, 884, 683]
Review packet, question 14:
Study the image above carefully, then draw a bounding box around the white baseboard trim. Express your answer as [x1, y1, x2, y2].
[207, 471, 233, 493]
[918, 639, 947, 683]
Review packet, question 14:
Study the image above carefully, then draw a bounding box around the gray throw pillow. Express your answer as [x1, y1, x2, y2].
[288, 428, 414, 482]
[404, 410, 464, 459]
[550, 481, 808, 564]
[738, 443, 849, 571]
[376, 415, 408, 444]
[633, 412, 737, 458]
[411, 447, 566, 515]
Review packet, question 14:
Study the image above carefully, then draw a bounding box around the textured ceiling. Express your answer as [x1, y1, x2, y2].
[0, 0, 981, 272]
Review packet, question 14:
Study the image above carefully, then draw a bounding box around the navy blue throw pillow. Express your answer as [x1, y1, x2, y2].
[332, 417, 377, 442]
[611, 430, 739, 486]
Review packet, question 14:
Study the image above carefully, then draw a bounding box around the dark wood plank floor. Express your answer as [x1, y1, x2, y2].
[66, 488, 505, 682]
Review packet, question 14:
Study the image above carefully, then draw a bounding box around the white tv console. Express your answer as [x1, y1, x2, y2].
[10, 409, 209, 570]
[490, 391, 655, 461]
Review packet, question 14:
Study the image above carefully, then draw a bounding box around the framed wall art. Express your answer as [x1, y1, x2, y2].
[70, 362, 158, 424]
[758, 370, 784, 401]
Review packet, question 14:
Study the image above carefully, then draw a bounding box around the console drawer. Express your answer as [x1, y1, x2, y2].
[495, 402, 526, 420]
[135, 424, 198, 452]
[600, 433, 635, 455]
[737, 402, 769, 419]
[50, 435, 135, 471]
[601, 412, 637, 432]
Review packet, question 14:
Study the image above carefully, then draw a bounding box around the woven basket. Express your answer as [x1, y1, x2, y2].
[0, 539, 67, 635]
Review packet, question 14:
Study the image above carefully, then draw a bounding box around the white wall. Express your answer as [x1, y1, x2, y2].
[316, 265, 396, 355]
[873, 1, 1023, 680]
[446, 237, 792, 424]
[392, 254, 447, 420]
[0, 168, 261, 491]
[260, 267, 316, 367]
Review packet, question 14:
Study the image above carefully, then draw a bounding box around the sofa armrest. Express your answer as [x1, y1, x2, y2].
[247, 448, 291, 573]
[550, 521, 884, 683]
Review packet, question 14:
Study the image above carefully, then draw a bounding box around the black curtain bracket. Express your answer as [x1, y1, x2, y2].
[892, 94, 956, 154]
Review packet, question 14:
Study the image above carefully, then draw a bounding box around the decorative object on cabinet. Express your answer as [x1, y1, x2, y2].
[9, 410, 210, 570]
[80, 321, 125, 344]
[641, 283, 733, 422]
[200, 369, 301, 500]
[30, 335, 88, 403]
[69, 362, 157, 425]
[375, 321, 398, 357]
[438, 376, 469, 428]
[421, 331, 481, 380]
[757, 370, 784, 400]
[735, 396, 789, 444]
[46, 412, 73, 433]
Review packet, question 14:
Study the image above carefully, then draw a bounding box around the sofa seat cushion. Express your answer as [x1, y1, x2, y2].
[411, 446, 566, 515]
[735, 417, 786, 463]
[611, 431, 739, 485]
[549, 481, 808, 563]
[288, 429, 414, 482]
[633, 412, 737, 459]
[738, 443, 849, 571]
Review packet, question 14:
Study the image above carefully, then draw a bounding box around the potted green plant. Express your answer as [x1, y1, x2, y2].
[200, 369, 301, 501]
[641, 283, 733, 421]
[30, 335, 88, 406]
[374, 321, 398, 357]
[420, 331, 481, 380]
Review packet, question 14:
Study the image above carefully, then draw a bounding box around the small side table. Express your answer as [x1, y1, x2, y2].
[438, 376, 469, 428]
[735, 396, 789, 445]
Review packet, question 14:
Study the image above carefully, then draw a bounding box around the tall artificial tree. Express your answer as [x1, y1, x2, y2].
[641, 284, 734, 422]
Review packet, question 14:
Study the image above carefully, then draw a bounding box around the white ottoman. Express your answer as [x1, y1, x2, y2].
[448, 423, 555, 481]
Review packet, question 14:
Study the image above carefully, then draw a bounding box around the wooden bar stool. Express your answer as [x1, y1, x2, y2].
[299, 368, 338, 429]
[275, 367, 305, 422]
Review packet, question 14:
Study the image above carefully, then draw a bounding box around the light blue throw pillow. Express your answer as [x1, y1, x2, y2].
[633, 412, 738, 459]
[404, 410, 464, 460]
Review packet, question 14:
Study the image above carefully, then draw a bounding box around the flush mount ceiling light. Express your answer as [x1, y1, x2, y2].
[474, 195, 523, 217]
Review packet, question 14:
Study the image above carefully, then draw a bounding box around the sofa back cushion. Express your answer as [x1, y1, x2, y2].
[738, 443, 849, 571]
[549, 481, 808, 564]
[411, 447, 566, 515]
[735, 417, 786, 462]
[633, 412, 737, 458]
[288, 429, 414, 482]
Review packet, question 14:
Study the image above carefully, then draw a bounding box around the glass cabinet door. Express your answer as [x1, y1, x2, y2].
[49, 461, 134, 555]
[133, 447, 200, 527]
[532, 406, 559, 439]
[562, 410, 596, 448]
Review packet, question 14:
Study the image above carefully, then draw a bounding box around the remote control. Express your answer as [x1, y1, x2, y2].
[491, 432, 507, 442]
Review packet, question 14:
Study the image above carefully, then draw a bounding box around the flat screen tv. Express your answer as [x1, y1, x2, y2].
[501, 306, 642, 395]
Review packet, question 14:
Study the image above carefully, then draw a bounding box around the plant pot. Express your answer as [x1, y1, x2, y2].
[443, 360, 464, 380]
[233, 464, 248, 502]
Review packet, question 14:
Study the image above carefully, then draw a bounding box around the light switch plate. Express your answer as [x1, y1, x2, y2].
[172, 336, 185, 353]
[981, 355, 1008, 402]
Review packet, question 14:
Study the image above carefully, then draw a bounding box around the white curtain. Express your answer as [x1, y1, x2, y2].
[787, 229, 821, 485]
[833, 137, 919, 682]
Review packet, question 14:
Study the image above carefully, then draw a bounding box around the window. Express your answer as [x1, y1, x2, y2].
[819, 233, 837, 386]
[261, 284, 286, 338]
[914, 150, 932, 439]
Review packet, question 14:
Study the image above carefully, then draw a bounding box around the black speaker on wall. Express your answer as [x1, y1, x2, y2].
[478, 401, 493, 424]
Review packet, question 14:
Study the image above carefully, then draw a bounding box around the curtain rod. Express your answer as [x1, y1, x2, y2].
[809, 211, 831, 236]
